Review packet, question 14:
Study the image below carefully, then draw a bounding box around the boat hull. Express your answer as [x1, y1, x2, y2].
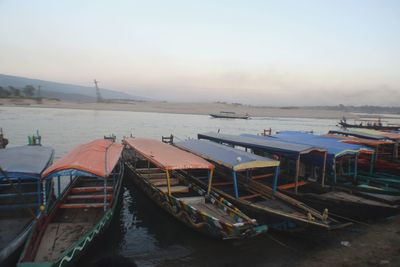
[125, 165, 264, 239]
[282, 189, 399, 221]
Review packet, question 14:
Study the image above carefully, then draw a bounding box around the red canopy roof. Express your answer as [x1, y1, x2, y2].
[324, 134, 394, 147]
[42, 139, 123, 178]
[123, 137, 214, 170]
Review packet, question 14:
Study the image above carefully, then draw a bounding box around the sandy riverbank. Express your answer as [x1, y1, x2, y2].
[0, 98, 357, 119]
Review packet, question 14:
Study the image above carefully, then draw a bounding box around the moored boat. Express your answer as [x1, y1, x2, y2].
[338, 117, 400, 131]
[209, 111, 250, 119]
[197, 132, 399, 220]
[122, 137, 267, 239]
[0, 145, 54, 266]
[18, 139, 124, 267]
[176, 139, 349, 230]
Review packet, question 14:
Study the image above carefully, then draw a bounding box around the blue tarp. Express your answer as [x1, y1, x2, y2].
[176, 139, 279, 171]
[198, 132, 325, 159]
[0, 146, 54, 179]
[271, 131, 369, 156]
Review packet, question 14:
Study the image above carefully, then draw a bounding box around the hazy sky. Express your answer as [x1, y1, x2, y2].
[1, 0, 399, 106]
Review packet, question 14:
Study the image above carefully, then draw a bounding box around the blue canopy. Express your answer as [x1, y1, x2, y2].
[0, 146, 54, 179]
[176, 139, 279, 171]
[198, 132, 325, 159]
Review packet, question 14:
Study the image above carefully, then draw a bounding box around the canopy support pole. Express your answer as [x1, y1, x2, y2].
[295, 156, 300, 194]
[57, 176, 61, 197]
[321, 152, 327, 187]
[42, 181, 47, 212]
[207, 169, 214, 194]
[333, 158, 337, 184]
[369, 153, 375, 175]
[394, 142, 398, 159]
[104, 175, 108, 211]
[273, 166, 279, 194]
[166, 170, 171, 196]
[354, 154, 358, 179]
[232, 171, 239, 198]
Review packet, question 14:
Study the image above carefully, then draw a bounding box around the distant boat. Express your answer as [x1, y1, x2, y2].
[209, 111, 250, 119]
[338, 117, 400, 131]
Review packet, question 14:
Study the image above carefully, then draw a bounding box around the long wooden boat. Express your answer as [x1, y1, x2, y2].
[197, 132, 399, 219]
[0, 145, 54, 267]
[209, 111, 249, 119]
[123, 137, 267, 239]
[326, 130, 400, 174]
[176, 139, 350, 230]
[266, 131, 400, 202]
[338, 117, 400, 131]
[18, 139, 124, 267]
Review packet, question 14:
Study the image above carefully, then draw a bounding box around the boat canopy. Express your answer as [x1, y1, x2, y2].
[0, 146, 54, 179]
[324, 133, 394, 148]
[123, 137, 214, 170]
[42, 139, 123, 179]
[328, 129, 386, 140]
[198, 132, 325, 159]
[175, 139, 279, 171]
[271, 131, 371, 156]
[351, 129, 400, 141]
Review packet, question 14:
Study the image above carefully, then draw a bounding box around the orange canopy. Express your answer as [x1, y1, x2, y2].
[42, 139, 123, 178]
[324, 134, 394, 147]
[123, 137, 214, 170]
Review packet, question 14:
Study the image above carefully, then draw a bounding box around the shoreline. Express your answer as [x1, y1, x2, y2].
[0, 99, 357, 119]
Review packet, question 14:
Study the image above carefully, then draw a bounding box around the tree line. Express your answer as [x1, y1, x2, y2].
[0, 85, 38, 98]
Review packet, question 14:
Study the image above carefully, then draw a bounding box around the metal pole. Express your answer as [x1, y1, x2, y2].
[273, 166, 280, 194]
[232, 171, 239, 198]
[321, 152, 327, 187]
[295, 155, 300, 194]
[166, 170, 171, 196]
[207, 169, 214, 194]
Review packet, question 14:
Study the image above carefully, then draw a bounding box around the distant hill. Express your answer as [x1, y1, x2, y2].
[0, 74, 148, 102]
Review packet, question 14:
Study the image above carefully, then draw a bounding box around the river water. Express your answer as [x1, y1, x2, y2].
[0, 106, 383, 266]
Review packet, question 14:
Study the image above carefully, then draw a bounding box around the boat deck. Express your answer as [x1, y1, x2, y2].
[35, 222, 92, 262]
[180, 197, 237, 224]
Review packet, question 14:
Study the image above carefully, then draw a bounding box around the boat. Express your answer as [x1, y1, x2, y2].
[175, 139, 349, 230]
[122, 137, 267, 239]
[0, 145, 54, 266]
[197, 132, 399, 219]
[261, 131, 400, 204]
[209, 111, 250, 119]
[325, 131, 400, 174]
[338, 117, 400, 131]
[18, 138, 124, 267]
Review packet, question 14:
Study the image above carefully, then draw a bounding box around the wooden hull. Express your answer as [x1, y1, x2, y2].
[281, 187, 399, 221]
[209, 114, 249, 119]
[185, 174, 347, 231]
[125, 164, 265, 239]
[18, 168, 124, 267]
[338, 122, 400, 131]
[0, 221, 33, 267]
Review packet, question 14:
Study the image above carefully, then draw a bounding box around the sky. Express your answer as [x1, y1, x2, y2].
[0, 0, 399, 106]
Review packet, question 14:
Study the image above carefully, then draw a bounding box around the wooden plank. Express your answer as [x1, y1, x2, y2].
[278, 181, 308, 190]
[145, 173, 167, 179]
[150, 178, 179, 186]
[251, 173, 273, 180]
[60, 203, 107, 209]
[67, 194, 112, 200]
[212, 181, 233, 186]
[239, 194, 260, 200]
[158, 186, 189, 194]
[71, 186, 113, 193]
